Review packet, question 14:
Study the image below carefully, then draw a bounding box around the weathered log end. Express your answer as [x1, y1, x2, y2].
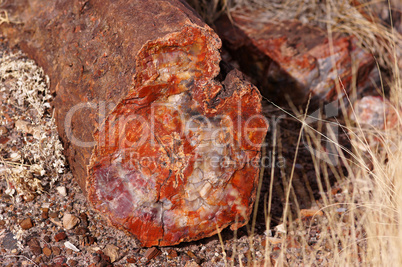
[87, 25, 268, 246]
[1, 0, 268, 247]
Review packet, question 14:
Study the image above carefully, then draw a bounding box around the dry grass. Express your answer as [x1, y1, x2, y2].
[0, 51, 65, 201]
[188, 0, 402, 265]
[256, 0, 401, 266]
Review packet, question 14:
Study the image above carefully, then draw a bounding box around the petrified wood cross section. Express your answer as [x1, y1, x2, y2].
[1, 0, 268, 246]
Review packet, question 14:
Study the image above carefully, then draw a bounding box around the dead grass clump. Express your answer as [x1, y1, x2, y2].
[188, 0, 402, 265]
[261, 0, 402, 265]
[0, 51, 65, 201]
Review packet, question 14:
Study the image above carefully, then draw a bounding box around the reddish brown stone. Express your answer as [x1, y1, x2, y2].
[52, 246, 61, 256]
[167, 249, 178, 259]
[20, 218, 33, 230]
[87, 236, 96, 246]
[126, 257, 137, 263]
[144, 247, 162, 261]
[300, 208, 324, 218]
[49, 211, 59, 219]
[186, 251, 200, 264]
[41, 210, 49, 220]
[2, 0, 268, 247]
[0, 136, 9, 145]
[74, 227, 88, 235]
[215, 8, 376, 106]
[43, 246, 52, 256]
[28, 238, 42, 255]
[79, 213, 88, 228]
[54, 232, 67, 242]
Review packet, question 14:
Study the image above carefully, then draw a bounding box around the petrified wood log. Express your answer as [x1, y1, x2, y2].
[215, 8, 376, 106]
[1, 0, 268, 246]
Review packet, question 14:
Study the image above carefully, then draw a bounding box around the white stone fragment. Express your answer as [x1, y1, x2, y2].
[275, 223, 286, 234]
[64, 241, 80, 252]
[56, 186, 67, 196]
[62, 213, 80, 230]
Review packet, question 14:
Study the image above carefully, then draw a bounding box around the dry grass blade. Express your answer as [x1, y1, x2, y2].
[186, 0, 402, 265]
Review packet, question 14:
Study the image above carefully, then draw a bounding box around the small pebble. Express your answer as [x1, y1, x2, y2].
[0, 125, 8, 135]
[92, 255, 101, 263]
[43, 246, 52, 256]
[167, 249, 178, 259]
[20, 218, 33, 230]
[87, 236, 96, 245]
[56, 186, 67, 197]
[103, 244, 119, 263]
[62, 213, 80, 230]
[144, 247, 162, 261]
[79, 212, 88, 227]
[28, 238, 41, 255]
[184, 261, 200, 267]
[51, 247, 61, 256]
[187, 251, 200, 263]
[181, 254, 191, 262]
[53, 256, 66, 265]
[127, 257, 137, 263]
[49, 211, 59, 219]
[54, 231, 67, 242]
[64, 241, 80, 252]
[41, 210, 49, 220]
[74, 227, 88, 235]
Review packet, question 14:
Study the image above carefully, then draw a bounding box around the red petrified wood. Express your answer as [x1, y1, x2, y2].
[1, 0, 268, 246]
[215, 8, 376, 106]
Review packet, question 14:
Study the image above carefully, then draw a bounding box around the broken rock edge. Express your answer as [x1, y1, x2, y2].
[85, 24, 265, 247]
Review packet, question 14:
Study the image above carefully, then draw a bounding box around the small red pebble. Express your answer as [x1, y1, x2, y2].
[144, 247, 162, 261]
[167, 249, 178, 259]
[54, 231, 67, 242]
[300, 209, 324, 217]
[126, 257, 136, 263]
[52, 246, 61, 256]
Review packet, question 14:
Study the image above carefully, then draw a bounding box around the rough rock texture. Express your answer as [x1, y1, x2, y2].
[215, 8, 376, 106]
[1, 0, 268, 246]
[350, 96, 399, 130]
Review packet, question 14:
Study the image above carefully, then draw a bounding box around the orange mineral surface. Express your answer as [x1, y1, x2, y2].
[88, 27, 268, 246]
